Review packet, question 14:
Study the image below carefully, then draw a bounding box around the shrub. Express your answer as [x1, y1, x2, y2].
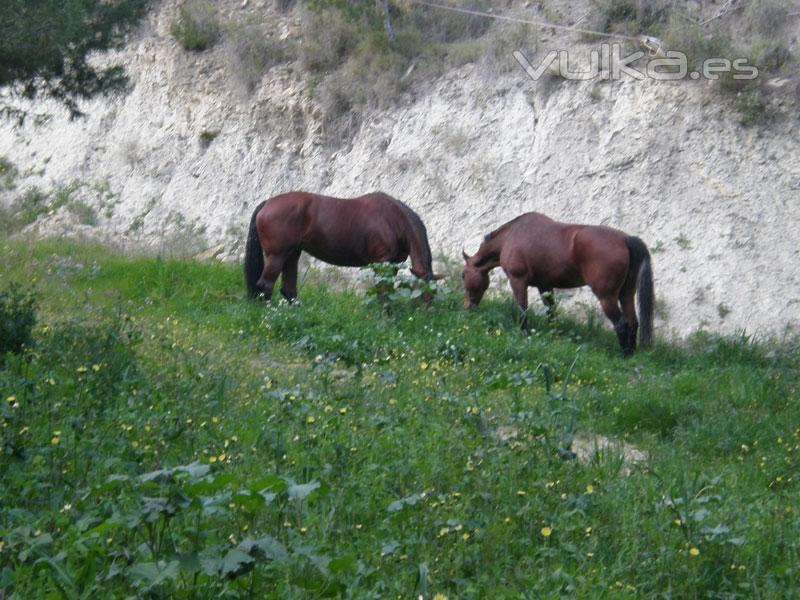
[14, 187, 49, 226]
[225, 19, 292, 94]
[315, 33, 407, 140]
[0, 156, 17, 191]
[301, 8, 359, 73]
[480, 21, 537, 73]
[744, 0, 790, 36]
[171, 0, 220, 51]
[406, 0, 491, 43]
[661, 15, 734, 73]
[734, 90, 767, 126]
[67, 200, 98, 226]
[0, 284, 36, 358]
[588, 0, 671, 35]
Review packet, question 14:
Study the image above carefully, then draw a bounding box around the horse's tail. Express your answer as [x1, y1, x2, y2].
[244, 200, 267, 298]
[394, 198, 435, 280]
[626, 235, 654, 347]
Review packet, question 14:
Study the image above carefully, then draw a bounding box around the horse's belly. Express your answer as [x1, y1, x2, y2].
[532, 269, 584, 290]
[303, 243, 367, 267]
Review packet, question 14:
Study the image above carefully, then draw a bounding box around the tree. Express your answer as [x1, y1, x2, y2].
[0, 0, 151, 121]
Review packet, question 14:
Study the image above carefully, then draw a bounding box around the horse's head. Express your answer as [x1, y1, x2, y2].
[462, 250, 489, 309]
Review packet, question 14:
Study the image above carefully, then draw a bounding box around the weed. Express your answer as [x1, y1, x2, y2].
[0, 283, 36, 357]
[199, 129, 220, 148]
[674, 233, 692, 250]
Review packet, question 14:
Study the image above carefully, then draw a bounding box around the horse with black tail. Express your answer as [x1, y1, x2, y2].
[461, 212, 654, 355]
[245, 191, 443, 302]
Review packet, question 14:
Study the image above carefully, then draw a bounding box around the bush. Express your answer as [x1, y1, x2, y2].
[315, 33, 407, 140]
[301, 8, 359, 73]
[734, 90, 767, 126]
[588, 0, 671, 36]
[744, 0, 790, 36]
[0, 156, 17, 191]
[225, 19, 291, 94]
[661, 15, 734, 73]
[0, 284, 36, 358]
[14, 187, 49, 226]
[67, 200, 98, 226]
[171, 0, 220, 51]
[406, 0, 491, 43]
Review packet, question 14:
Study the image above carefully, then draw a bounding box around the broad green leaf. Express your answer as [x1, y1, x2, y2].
[221, 548, 255, 579]
[239, 536, 288, 562]
[329, 554, 357, 574]
[388, 493, 422, 512]
[286, 480, 321, 501]
[127, 561, 180, 588]
[381, 542, 400, 556]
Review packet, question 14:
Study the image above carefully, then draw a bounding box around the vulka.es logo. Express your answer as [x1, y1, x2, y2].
[514, 43, 759, 82]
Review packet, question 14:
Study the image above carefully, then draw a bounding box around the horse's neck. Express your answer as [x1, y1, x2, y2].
[400, 212, 433, 279]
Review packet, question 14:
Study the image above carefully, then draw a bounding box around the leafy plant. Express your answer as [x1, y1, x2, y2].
[0, 283, 36, 357]
[362, 262, 441, 308]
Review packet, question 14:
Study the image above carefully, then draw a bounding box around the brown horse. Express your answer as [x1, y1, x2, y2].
[244, 191, 442, 301]
[461, 212, 654, 355]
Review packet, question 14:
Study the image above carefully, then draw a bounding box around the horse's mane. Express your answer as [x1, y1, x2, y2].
[484, 214, 525, 244]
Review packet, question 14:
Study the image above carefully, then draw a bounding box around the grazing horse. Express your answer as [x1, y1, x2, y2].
[244, 191, 442, 301]
[461, 212, 654, 355]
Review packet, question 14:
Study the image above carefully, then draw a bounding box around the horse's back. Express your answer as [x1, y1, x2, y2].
[255, 191, 412, 267]
[500, 213, 629, 289]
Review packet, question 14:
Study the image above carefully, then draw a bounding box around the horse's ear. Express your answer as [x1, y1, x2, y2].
[462, 249, 470, 262]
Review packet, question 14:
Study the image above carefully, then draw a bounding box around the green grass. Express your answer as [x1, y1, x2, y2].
[1, 239, 798, 598]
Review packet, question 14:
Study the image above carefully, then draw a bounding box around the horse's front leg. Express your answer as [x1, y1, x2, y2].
[509, 276, 530, 332]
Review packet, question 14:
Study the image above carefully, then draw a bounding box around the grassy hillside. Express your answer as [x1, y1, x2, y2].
[1, 239, 798, 598]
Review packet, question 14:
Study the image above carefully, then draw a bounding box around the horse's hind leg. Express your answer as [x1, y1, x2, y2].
[255, 254, 285, 301]
[509, 276, 530, 332]
[620, 289, 638, 354]
[598, 295, 631, 356]
[280, 250, 301, 303]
